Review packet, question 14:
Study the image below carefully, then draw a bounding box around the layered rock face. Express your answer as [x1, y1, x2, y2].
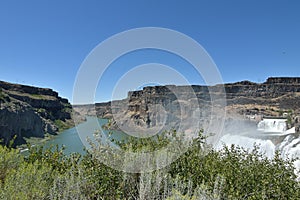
[225, 78, 300, 105]
[76, 85, 225, 135]
[0, 81, 72, 146]
[103, 86, 209, 135]
[73, 77, 300, 134]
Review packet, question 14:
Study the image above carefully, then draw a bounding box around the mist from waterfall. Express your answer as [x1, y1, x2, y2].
[215, 119, 300, 177]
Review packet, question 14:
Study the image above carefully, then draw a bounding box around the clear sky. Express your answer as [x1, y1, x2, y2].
[0, 0, 299, 103]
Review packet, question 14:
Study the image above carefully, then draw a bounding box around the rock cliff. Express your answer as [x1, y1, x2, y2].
[73, 77, 300, 134]
[0, 81, 72, 146]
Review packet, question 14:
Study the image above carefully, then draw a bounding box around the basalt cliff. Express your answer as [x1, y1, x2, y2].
[74, 77, 300, 134]
[0, 81, 73, 146]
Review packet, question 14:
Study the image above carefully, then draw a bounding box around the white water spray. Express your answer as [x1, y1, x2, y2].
[215, 119, 300, 177]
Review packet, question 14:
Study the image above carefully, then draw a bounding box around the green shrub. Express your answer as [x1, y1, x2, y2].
[1, 161, 54, 200]
[0, 130, 299, 199]
[0, 145, 22, 182]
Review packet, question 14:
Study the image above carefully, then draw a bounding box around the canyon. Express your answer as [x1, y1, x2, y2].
[1, 77, 300, 147]
[74, 77, 300, 135]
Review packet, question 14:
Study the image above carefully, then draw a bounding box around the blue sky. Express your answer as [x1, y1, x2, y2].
[0, 0, 299, 103]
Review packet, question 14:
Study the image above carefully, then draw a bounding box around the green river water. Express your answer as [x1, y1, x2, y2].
[43, 117, 127, 155]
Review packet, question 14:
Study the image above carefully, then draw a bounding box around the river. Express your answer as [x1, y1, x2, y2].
[43, 117, 127, 155]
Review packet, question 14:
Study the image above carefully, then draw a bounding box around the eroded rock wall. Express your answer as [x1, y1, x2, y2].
[0, 81, 72, 146]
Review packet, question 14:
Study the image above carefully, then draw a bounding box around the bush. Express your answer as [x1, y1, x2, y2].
[0, 145, 22, 183]
[1, 161, 54, 200]
[0, 131, 299, 199]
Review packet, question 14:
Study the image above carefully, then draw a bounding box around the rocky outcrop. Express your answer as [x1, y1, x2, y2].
[265, 77, 300, 84]
[224, 78, 300, 112]
[0, 81, 72, 146]
[225, 79, 300, 98]
[72, 77, 300, 133]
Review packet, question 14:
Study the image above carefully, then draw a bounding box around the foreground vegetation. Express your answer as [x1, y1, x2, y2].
[0, 131, 300, 199]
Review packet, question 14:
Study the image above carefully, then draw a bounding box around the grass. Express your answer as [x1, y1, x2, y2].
[17, 133, 55, 150]
[5, 90, 56, 100]
[54, 119, 74, 132]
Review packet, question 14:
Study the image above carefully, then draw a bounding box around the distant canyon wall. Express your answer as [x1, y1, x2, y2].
[74, 77, 300, 134]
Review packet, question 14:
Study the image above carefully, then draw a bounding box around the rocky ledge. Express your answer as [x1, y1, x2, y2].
[0, 81, 73, 146]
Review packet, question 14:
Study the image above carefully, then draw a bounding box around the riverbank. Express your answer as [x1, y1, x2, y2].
[17, 118, 76, 152]
[19, 117, 113, 155]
